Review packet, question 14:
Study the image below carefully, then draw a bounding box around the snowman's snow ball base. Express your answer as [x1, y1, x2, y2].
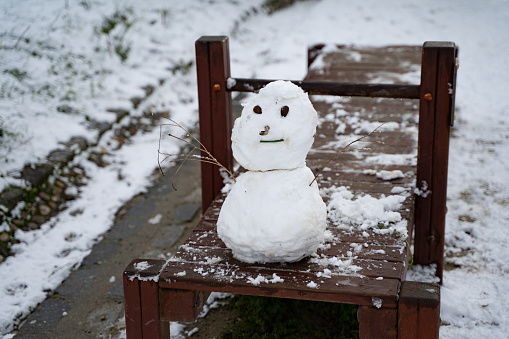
[217, 80, 327, 263]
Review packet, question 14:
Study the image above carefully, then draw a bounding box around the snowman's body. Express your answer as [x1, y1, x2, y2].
[217, 80, 327, 263]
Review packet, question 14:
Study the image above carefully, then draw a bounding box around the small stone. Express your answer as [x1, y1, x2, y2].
[57, 104, 79, 114]
[48, 149, 74, 164]
[0, 233, 9, 242]
[54, 179, 67, 189]
[39, 191, 51, 201]
[107, 108, 129, 122]
[31, 215, 46, 225]
[12, 219, 24, 227]
[65, 136, 88, 151]
[22, 164, 53, 187]
[52, 186, 63, 195]
[48, 201, 58, 209]
[39, 205, 51, 216]
[0, 187, 23, 210]
[0, 186, 24, 210]
[87, 120, 111, 136]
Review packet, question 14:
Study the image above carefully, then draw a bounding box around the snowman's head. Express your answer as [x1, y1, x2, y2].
[232, 80, 318, 171]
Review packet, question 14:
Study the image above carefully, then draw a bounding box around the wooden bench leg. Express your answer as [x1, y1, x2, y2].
[358, 306, 397, 339]
[398, 281, 440, 339]
[124, 259, 169, 338]
[124, 267, 143, 338]
[160, 288, 211, 323]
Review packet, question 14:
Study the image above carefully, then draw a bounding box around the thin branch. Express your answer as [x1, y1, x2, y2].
[156, 116, 236, 191]
[309, 123, 386, 186]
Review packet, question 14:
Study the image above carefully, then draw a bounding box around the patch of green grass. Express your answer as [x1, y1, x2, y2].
[3, 68, 29, 82]
[220, 295, 359, 339]
[96, 8, 135, 62]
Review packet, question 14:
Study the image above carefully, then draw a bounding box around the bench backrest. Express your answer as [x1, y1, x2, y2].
[195, 36, 458, 282]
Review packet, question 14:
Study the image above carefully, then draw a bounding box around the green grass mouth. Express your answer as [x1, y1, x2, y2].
[260, 139, 284, 143]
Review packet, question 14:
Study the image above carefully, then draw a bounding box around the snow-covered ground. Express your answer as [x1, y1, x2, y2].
[1, 0, 509, 337]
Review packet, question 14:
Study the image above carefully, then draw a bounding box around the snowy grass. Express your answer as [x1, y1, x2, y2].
[1, 0, 509, 338]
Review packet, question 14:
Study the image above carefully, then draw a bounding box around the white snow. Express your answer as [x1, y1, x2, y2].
[133, 261, 151, 272]
[372, 297, 383, 309]
[218, 168, 326, 263]
[0, 0, 508, 338]
[231, 80, 318, 171]
[148, 213, 163, 225]
[327, 186, 407, 236]
[414, 180, 431, 198]
[306, 281, 318, 289]
[376, 170, 405, 181]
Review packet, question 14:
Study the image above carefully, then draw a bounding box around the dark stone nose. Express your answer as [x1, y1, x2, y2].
[259, 125, 270, 136]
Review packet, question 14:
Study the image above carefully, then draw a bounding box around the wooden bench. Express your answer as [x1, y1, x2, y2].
[123, 36, 458, 338]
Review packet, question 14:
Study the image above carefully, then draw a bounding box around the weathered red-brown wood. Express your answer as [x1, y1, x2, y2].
[228, 78, 420, 99]
[398, 281, 440, 339]
[141, 279, 169, 338]
[195, 36, 234, 211]
[358, 306, 398, 339]
[166, 248, 404, 279]
[159, 289, 210, 323]
[414, 42, 457, 282]
[124, 259, 168, 338]
[123, 266, 143, 339]
[160, 260, 400, 308]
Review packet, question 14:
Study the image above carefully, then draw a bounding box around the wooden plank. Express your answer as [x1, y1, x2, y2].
[123, 261, 143, 339]
[208, 37, 234, 193]
[228, 78, 420, 99]
[306, 45, 422, 85]
[160, 261, 400, 307]
[428, 43, 456, 282]
[414, 43, 438, 269]
[141, 279, 169, 338]
[159, 289, 211, 323]
[195, 38, 214, 212]
[398, 281, 440, 339]
[180, 231, 406, 263]
[414, 42, 456, 282]
[195, 36, 234, 212]
[358, 306, 398, 339]
[124, 259, 168, 339]
[169, 248, 404, 279]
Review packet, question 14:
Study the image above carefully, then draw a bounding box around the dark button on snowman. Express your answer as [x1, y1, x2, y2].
[217, 80, 327, 263]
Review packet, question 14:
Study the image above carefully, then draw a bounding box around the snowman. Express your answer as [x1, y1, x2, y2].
[217, 80, 327, 263]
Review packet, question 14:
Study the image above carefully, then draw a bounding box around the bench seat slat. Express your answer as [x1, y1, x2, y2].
[160, 261, 400, 307]
[177, 232, 406, 263]
[192, 220, 408, 247]
[167, 248, 404, 279]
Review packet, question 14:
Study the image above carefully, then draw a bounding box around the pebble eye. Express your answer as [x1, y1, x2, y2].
[253, 105, 262, 114]
[281, 105, 289, 117]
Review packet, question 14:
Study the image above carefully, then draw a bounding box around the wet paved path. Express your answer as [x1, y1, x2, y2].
[15, 159, 202, 338]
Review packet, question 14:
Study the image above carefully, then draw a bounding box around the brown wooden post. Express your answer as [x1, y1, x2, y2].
[414, 42, 457, 282]
[195, 36, 234, 212]
[398, 281, 441, 339]
[123, 267, 143, 339]
[358, 306, 398, 339]
[141, 279, 169, 338]
[124, 259, 168, 338]
[160, 289, 211, 323]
